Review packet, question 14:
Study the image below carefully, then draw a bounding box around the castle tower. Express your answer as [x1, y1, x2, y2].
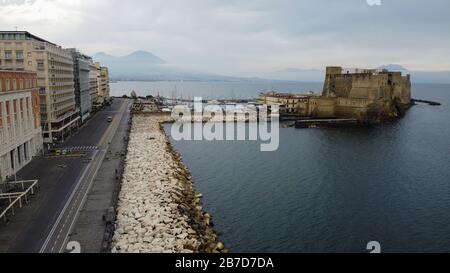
[322, 66, 342, 97]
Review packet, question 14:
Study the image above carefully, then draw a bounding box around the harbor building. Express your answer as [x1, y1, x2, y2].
[0, 31, 79, 143]
[69, 49, 92, 123]
[259, 92, 310, 114]
[0, 70, 43, 183]
[260, 66, 412, 123]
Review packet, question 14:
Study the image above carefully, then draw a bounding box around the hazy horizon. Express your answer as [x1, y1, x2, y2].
[1, 0, 450, 78]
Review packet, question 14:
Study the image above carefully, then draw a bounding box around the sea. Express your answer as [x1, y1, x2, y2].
[112, 80, 450, 253]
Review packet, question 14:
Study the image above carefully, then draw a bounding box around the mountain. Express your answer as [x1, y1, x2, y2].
[377, 64, 450, 84]
[120, 50, 166, 64]
[266, 64, 450, 84]
[92, 51, 247, 81]
[377, 64, 407, 71]
[92, 51, 450, 84]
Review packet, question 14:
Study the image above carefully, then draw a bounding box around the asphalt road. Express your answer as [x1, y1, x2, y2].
[0, 98, 130, 253]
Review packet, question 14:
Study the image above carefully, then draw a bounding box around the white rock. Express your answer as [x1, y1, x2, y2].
[111, 114, 213, 253]
[177, 233, 189, 240]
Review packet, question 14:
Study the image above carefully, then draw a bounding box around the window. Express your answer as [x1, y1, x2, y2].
[4, 51, 13, 59]
[17, 146, 22, 164]
[24, 142, 28, 161]
[37, 62, 44, 70]
[10, 150, 15, 170]
[16, 50, 24, 60]
[0, 102, 3, 128]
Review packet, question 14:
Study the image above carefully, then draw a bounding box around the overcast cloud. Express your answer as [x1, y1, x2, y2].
[1, 0, 449, 77]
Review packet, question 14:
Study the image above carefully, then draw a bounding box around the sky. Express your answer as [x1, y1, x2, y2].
[1, 0, 450, 77]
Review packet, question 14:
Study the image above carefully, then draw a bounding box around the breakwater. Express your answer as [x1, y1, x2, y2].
[111, 113, 226, 253]
[412, 98, 442, 106]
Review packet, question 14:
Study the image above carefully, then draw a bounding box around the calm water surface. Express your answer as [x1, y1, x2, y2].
[121, 81, 450, 253]
[111, 80, 323, 99]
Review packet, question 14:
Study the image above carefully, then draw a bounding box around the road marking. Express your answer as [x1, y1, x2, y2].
[58, 149, 106, 253]
[58, 101, 130, 253]
[40, 101, 129, 253]
[39, 149, 99, 253]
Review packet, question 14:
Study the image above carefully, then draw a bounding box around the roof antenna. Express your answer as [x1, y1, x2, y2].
[14, 26, 18, 31]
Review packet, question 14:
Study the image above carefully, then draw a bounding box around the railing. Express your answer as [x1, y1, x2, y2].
[0, 180, 39, 222]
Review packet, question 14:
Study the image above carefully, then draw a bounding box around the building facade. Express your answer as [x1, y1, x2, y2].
[95, 62, 110, 104]
[0, 70, 43, 183]
[69, 49, 92, 123]
[89, 61, 98, 109]
[0, 31, 79, 143]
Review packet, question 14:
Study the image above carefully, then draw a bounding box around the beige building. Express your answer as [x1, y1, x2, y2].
[88, 60, 98, 109]
[0, 70, 43, 182]
[259, 92, 336, 118]
[95, 62, 110, 104]
[0, 31, 79, 143]
[259, 92, 310, 114]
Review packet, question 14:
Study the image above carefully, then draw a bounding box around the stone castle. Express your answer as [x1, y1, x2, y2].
[260, 66, 412, 123]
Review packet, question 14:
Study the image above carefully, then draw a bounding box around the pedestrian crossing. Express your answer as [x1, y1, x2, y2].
[59, 146, 98, 152]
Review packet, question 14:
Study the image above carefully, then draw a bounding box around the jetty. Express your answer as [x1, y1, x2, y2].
[295, 118, 358, 128]
[412, 99, 441, 106]
[111, 113, 226, 253]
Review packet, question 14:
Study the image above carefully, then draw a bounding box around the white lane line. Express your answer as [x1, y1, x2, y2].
[39, 150, 99, 253]
[58, 102, 128, 252]
[58, 148, 106, 253]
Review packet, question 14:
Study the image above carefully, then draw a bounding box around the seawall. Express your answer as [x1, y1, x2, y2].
[111, 113, 226, 253]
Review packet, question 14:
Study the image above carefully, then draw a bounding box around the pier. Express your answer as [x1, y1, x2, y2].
[295, 118, 358, 128]
[412, 99, 441, 106]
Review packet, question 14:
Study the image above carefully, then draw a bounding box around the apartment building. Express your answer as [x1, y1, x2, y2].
[69, 49, 92, 123]
[0, 31, 79, 143]
[89, 61, 98, 109]
[0, 70, 43, 183]
[95, 62, 110, 104]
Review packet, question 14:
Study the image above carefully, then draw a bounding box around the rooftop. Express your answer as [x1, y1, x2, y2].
[0, 31, 56, 46]
[260, 91, 311, 98]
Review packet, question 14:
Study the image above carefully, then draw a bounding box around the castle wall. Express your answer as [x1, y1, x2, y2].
[308, 97, 336, 117]
[335, 98, 371, 119]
